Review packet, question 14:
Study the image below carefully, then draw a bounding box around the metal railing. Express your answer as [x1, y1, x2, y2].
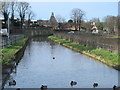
[0, 35, 24, 49]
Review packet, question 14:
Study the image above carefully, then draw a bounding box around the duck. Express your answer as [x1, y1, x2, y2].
[113, 85, 120, 90]
[9, 80, 16, 86]
[41, 85, 47, 90]
[53, 57, 55, 59]
[113, 85, 117, 90]
[93, 83, 98, 88]
[70, 81, 77, 87]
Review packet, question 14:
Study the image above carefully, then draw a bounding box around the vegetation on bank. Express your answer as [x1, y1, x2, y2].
[0, 38, 28, 65]
[106, 36, 120, 39]
[48, 36, 119, 67]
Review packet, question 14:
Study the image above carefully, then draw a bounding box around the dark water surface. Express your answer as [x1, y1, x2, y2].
[4, 37, 119, 88]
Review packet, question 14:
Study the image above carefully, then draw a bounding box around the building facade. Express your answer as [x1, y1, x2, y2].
[37, 12, 58, 29]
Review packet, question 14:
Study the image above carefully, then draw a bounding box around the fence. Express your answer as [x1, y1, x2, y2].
[0, 35, 24, 49]
[10, 27, 54, 36]
[55, 32, 118, 53]
[24, 28, 53, 37]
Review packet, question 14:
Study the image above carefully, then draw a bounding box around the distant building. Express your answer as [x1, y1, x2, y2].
[37, 20, 50, 26]
[37, 12, 58, 29]
[24, 20, 38, 26]
[91, 22, 98, 33]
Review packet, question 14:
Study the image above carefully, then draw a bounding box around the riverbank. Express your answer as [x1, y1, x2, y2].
[1, 37, 29, 89]
[48, 36, 119, 71]
[1, 37, 28, 66]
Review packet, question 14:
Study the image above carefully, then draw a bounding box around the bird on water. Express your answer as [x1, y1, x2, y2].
[93, 83, 98, 88]
[113, 85, 120, 90]
[53, 57, 55, 59]
[70, 81, 77, 87]
[9, 80, 16, 86]
[41, 85, 47, 90]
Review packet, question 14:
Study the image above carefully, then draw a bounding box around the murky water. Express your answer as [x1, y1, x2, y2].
[4, 37, 119, 88]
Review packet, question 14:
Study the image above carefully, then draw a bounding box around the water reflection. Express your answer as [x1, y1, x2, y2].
[4, 36, 119, 88]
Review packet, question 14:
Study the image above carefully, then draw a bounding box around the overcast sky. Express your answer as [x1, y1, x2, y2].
[29, 2, 118, 21]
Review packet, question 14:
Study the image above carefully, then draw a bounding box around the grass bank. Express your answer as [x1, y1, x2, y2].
[0, 37, 28, 66]
[48, 36, 119, 70]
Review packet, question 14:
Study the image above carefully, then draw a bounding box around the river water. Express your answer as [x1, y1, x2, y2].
[4, 37, 119, 88]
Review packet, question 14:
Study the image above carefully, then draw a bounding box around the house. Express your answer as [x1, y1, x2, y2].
[37, 20, 50, 26]
[37, 12, 58, 29]
[91, 22, 99, 33]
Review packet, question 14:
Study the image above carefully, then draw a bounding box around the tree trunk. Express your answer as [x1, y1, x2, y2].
[74, 22, 77, 30]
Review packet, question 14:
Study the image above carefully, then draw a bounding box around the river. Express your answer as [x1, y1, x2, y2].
[4, 36, 119, 88]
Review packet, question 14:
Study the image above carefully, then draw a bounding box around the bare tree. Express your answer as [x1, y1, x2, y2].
[71, 8, 85, 30]
[27, 6, 34, 27]
[91, 18, 100, 24]
[10, 1, 17, 25]
[71, 9, 78, 30]
[1, 2, 10, 25]
[56, 15, 66, 23]
[56, 15, 66, 29]
[17, 2, 29, 28]
[103, 16, 117, 33]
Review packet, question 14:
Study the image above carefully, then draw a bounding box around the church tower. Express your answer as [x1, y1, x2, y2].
[49, 12, 58, 26]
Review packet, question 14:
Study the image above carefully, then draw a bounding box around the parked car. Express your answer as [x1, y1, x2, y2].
[68, 31, 74, 34]
[0, 28, 9, 37]
[102, 30, 114, 34]
[92, 29, 98, 34]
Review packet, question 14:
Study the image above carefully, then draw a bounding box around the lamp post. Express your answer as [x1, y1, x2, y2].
[7, 17, 10, 37]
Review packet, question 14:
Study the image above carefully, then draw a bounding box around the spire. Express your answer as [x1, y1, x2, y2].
[51, 12, 54, 16]
[50, 12, 58, 25]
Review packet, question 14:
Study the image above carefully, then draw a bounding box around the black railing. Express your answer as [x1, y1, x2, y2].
[0, 35, 24, 49]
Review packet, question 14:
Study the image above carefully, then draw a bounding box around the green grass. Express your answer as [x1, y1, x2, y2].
[0, 38, 28, 65]
[106, 36, 120, 39]
[48, 36, 94, 51]
[90, 49, 119, 65]
[48, 36, 119, 66]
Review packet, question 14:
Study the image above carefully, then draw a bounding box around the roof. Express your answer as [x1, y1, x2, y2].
[49, 13, 58, 25]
